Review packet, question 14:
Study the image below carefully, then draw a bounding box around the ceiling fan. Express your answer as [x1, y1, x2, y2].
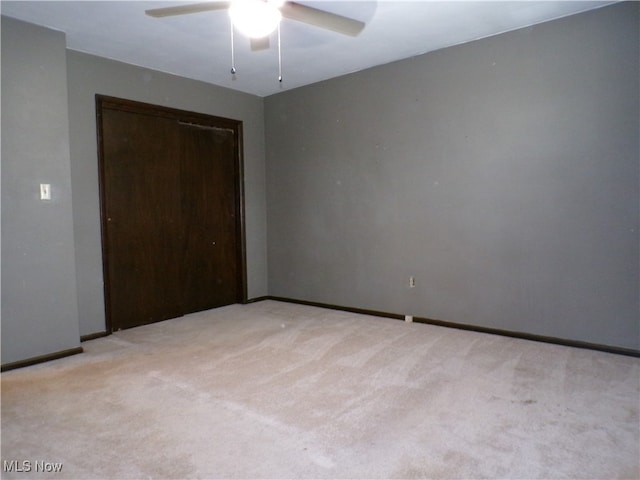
[146, 0, 366, 45]
[146, 0, 366, 81]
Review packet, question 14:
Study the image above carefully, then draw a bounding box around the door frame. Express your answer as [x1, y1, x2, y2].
[95, 95, 248, 333]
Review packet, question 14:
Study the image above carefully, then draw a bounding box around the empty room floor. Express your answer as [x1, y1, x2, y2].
[1, 300, 638, 479]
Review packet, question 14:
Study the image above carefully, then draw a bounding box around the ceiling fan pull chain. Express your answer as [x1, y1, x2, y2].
[230, 18, 237, 75]
[277, 23, 282, 83]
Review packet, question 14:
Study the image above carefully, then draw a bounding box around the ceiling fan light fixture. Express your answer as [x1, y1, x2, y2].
[229, 0, 282, 39]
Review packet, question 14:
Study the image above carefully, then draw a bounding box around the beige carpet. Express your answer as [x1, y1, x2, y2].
[1, 300, 638, 479]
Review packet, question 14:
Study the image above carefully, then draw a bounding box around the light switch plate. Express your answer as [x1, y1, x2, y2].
[40, 183, 51, 200]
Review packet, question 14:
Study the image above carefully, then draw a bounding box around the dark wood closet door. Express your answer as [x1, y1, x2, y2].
[101, 108, 184, 329]
[98, 97, 245, 332]
[180, 124, 240, 313]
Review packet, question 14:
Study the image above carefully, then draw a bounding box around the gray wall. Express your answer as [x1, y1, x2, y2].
[2, 17, 268, 360]
[2, 2, 638, 363]
[265, 3, 639, 349]
[66, 52, 268, 336]
[1, 17, 81, 363]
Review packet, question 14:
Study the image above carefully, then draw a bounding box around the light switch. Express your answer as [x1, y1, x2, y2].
[40, 183, 51, 200]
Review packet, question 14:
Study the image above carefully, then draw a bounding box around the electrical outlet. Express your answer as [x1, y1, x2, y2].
[405, 315, 413, 323]
[409, 276, 416, 288]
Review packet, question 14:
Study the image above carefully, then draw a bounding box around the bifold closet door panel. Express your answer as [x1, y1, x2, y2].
[101, 108, 184, 330]
[180, 124, 241, 314]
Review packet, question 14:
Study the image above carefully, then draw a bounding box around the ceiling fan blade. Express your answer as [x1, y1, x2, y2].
[250, 37, 271, 51]
[280, 2, 365, 37]
[145, 2, 230, 18]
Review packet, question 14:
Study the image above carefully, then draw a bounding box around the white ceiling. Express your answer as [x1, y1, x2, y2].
[1, 1, 614, 97]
